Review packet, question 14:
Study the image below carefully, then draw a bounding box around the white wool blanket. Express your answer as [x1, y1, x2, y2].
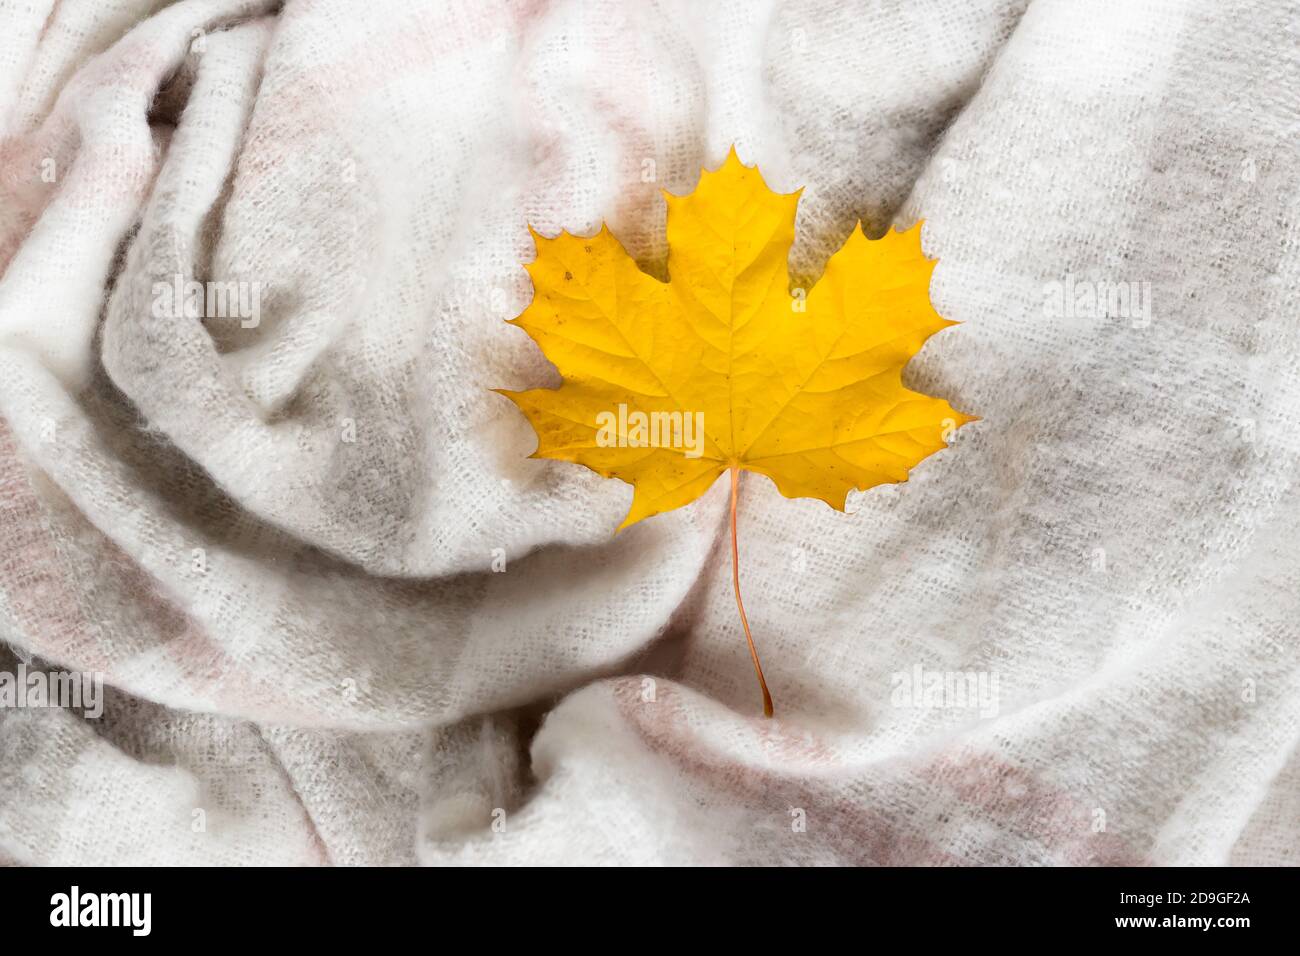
[0, 0, 1297, 865]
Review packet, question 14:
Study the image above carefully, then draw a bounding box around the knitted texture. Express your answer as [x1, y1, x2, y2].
[0, 0, 1297, 865]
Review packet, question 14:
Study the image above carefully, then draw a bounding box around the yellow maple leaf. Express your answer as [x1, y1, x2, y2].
[499, 146, 974, 716]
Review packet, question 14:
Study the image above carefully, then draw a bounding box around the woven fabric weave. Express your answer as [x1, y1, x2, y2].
[0, 0, 1296, 865]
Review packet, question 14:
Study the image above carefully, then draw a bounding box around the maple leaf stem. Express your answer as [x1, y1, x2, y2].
[730, 466, 774, 718]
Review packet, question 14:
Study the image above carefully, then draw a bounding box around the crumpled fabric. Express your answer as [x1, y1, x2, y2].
[0, 0, 1296, 865]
